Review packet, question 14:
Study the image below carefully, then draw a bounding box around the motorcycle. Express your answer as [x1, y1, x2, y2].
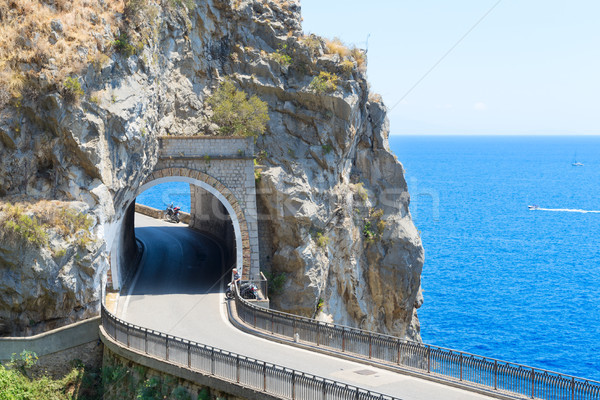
[239, 282, 259, 300]
[164, 203, 181, 223]
[225, 282, 259, 300]
[225, 282, 235, 300]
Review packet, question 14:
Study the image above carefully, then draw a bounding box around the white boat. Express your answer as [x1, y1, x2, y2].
[572, 152, 584, 166]
[528, 205, 539, 210]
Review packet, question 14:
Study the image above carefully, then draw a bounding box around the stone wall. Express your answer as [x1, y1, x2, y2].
[0, 316, 101, 361]
[158, 136, 253, 158]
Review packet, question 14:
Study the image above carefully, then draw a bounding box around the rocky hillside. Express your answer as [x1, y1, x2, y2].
[0, 0, 424, 340]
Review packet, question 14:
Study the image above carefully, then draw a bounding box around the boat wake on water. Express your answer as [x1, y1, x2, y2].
[529, 206, 600, 214]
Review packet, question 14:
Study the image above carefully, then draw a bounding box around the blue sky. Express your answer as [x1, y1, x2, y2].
[300, 1, 600, 135]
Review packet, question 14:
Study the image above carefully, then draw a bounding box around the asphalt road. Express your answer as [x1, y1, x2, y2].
[118, 213, 499, 400]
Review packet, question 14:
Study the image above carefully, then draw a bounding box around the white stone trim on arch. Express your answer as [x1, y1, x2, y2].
[137, 176, 244, 278]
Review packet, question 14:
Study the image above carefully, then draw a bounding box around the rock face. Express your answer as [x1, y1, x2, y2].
[0, 0, 423, 340]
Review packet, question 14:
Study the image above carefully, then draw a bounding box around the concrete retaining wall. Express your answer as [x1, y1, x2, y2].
[0, 316, 100, 361]
[135, 203, 191, 224]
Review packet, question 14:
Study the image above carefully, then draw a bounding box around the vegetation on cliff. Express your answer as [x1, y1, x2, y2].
[0, 201, 95, 250]
[0, 351, 102, 400]
[206, 79, 269, 137]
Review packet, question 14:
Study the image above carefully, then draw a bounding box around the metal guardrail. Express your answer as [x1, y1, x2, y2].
[235, 294, 600, 400]
[100, 304, 401, 400]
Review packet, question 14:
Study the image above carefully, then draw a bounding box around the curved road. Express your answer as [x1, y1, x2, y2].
[119, 213, 498, 400]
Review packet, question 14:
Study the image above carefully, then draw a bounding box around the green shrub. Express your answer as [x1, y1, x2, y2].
[263, 270, 286, 297]
[362, 208, 386, 243]
[112, 33, 138, 57]
[197, 388, 211, 400]
[53, 248, 67, 258]
[172, 386, 192, 400]
[316, 297, 324, 312]
[322, 144, 333, 154]
[363, 220, 375, 242]
[136, 376, 161, 399]
[315, 232, 329, 248]
[102, 364, 128, 385]
[254, 159, 263, 183]
[309, 71, 339, 94]
[0, 351, 101, 399]
[62, 76, 84, 103]
[207, 79, 270, 137]
[9, 350, 38, 376]
[270, 44, 292, 66]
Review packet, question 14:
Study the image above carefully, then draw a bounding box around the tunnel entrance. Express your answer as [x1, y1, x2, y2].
[108, 174, 246, 292]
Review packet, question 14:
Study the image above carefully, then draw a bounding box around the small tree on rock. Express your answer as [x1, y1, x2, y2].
[207, 79, 269, 137]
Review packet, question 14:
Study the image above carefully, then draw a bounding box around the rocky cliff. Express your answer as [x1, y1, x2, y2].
[0, 0, 424, 340]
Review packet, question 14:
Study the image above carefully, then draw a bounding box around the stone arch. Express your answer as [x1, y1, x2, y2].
[143, 168, 251, 275]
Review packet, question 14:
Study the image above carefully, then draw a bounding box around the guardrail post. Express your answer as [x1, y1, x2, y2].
[187, 343, 191, 368]
[530, 368, 535, 399]
[263, 364, 267, 392]
[342, 328, 346, 352]
[316, 323, 320, 346]
[144, 331, 148, 354]
[427, 346, 431, 373]
[368, 333, 372, 359]
[292, 370, 296, 400]
[211, 350, 215, 375]
[571, 377, 574, 400]
[355, 387, 359, 400]
[236, 355, 240, 383]
[494, 360, 498, 390]
[459, 353, 463, 381]
[322, 380, 326, 400]
[253, 308, 256, 328]
[271, 313, 274, 334]
[126, 326, 130, 347]
[165, 337, 169, 361]
[293, 318, 297, 338]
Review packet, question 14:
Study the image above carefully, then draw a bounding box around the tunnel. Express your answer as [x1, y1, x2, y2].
[107, 176, 243, 292]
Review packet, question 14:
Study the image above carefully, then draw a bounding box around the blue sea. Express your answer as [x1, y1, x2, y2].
[137, 136, 600, 381]
[392, 135, 600, 381]
[137, 182, 191, 213]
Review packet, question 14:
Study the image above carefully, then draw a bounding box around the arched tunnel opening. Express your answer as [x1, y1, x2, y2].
[108, 179, 239, 294]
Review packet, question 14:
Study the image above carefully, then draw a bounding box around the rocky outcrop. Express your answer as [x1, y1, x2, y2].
[0, 0, 423, 340]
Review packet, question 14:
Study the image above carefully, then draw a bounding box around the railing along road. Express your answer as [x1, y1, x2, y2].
[235, 293, 600, 400]
[101, 304, 401, 400]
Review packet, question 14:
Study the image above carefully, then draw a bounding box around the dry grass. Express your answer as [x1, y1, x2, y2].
[368, 92, 383, 103]
[0, 0, 124, 103]
[322, 37, 367, 73]
[0, 200, 94, 248]
[324, 37, 350, 58]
